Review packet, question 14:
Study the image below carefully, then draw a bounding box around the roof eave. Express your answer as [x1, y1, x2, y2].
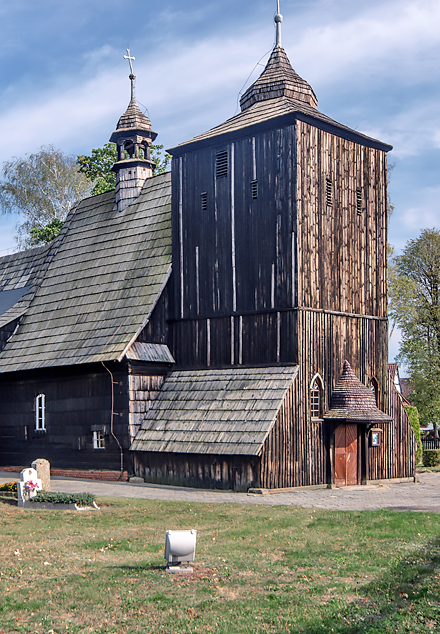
[168, 110, 393, 156]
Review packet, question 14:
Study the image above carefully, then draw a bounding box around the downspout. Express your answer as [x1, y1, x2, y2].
[101, 361, 124, 481]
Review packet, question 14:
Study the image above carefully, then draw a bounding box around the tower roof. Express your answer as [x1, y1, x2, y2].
[324, 361, 393, 424]
[110, 100, 155, 144]
[240, 45, 318, 112]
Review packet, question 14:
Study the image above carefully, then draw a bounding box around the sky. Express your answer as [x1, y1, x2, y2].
[0, 0, 439, 363]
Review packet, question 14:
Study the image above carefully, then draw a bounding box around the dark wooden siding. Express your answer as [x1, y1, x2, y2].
[170, 125, 297, 369]
[0, 363, 131, 471]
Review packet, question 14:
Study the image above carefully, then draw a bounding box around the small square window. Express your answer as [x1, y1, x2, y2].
[93, 430, 105, 449]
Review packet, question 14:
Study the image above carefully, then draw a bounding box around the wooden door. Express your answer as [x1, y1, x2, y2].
[334, 424, 358, 486]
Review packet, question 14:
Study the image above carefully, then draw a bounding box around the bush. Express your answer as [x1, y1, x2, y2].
[422, 449, 440, 467]
[0, 481, 17, 492]
[30, 491, 96, 505]
[404, 405, 422, 464]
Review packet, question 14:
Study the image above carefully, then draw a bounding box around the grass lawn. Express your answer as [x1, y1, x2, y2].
[0, 496, 439, 633]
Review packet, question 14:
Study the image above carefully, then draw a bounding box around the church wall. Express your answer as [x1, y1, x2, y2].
[0, 363, 131, 471]
[170, 124, 298, 369]
[295, 120, 388, 318]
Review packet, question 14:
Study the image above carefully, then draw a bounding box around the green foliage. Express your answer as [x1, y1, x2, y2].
[404, 405, 422, 464]
[77, 142, 171, 195]
[389, 229, 440, 430]
[0, 481, 17, 492]
[30, 217, 64, 245]
[0, 145, 91, 248]
[77, 142, 117, 195]
[30, 491, 96, 505]
[422, 449, 440, 467]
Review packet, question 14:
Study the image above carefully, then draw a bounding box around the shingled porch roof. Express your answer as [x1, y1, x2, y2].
[130, 366, 299, 456]
[324, 361, 393, 424]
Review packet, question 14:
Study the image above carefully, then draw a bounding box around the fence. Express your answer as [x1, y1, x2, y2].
[421, 437, 440, 450]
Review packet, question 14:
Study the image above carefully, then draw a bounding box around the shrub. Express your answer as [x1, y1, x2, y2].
[404, 405, 422, 464]
[30, 491, 96, 505]
[0, 481, 17, 492]
[422, 449, 440, 467]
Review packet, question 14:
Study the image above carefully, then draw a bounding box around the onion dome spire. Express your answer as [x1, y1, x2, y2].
[109, 49, 157, 211]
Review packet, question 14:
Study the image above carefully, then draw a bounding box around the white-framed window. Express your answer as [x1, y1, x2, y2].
[93, 430, 105, 449]
[310, 374, 324, 419]
[35, 394, 46, 431]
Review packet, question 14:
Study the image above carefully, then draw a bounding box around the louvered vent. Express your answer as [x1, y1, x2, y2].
[356, 188, 363, 214]
[251, 179, 258, 199]
[216, 150, 228, 178]
[201, 192, 207, 211]
[325, 178, 332, 206]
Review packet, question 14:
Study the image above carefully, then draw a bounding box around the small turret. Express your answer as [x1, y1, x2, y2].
[110, 49, 157, 211]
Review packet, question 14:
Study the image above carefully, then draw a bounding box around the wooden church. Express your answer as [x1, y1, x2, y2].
[0, 9, 417, 490]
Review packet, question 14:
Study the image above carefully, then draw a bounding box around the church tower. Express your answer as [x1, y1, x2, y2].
[110, 50, 157, 211]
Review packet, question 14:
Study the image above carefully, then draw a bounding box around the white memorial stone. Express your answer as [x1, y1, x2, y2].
[17, 468, 42, 508]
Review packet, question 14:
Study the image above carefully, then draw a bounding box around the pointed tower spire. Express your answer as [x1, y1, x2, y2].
[275, 0, 283, 47]
[110, 50, 157, 211]
[239, 3, 317, 112]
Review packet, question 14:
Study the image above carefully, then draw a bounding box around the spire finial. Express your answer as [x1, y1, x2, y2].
[123, 48, 136, 102]
[274, 0, 283, 47]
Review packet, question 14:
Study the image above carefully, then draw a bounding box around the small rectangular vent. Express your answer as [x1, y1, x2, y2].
[216, 150, 228, 178]
[251, 179, 258, 199]
[356, 187, 363, 214]
[325, 178, 332, 206]
[201, 191, 207, 211]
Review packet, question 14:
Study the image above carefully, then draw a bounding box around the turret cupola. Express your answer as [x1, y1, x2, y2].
[110, 49, 157, 211]
[239, 2, 317, 112]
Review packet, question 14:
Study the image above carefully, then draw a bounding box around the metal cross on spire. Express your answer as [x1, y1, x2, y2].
[123, 48, 136, 102]
[274, 0, 283, 47]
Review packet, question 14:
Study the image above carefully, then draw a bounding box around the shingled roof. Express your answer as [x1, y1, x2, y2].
[111, 100, 153, 136]
[131, 366, 299, 456]
[0, 243, 51, 328]
[324, 361, 393, 424]
[170, 46, 392, 154]
[0, 171, 172, 373]
[240, 45, 317, 111]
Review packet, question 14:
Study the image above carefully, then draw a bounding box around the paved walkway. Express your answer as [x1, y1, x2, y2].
[1, 470, 439, 512]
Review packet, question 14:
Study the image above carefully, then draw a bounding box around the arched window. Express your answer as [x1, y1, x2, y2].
[310, 374, 324, 419]
[369, 377, 379, 405]
[35, 394, 46, 431]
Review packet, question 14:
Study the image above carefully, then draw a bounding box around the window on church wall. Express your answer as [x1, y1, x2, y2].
[216, 150, 228, 178]
[35, 394, 46, 431]
[93, 430, 105, 450]
[369, 377, 379, 405]
[310, 375, 324, 419]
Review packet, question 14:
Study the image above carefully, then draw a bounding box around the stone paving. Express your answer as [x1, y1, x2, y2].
[1, 469, 439, 512]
